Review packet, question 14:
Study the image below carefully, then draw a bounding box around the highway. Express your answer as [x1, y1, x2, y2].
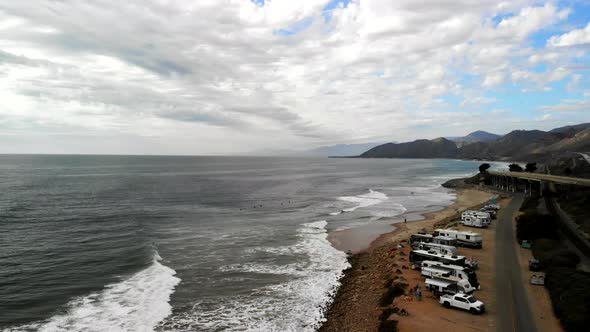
[495, 194, 537, 332]
[575, 152, 590, 165]
[489, 170, 590, 187]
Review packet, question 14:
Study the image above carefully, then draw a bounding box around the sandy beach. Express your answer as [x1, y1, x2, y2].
[319, 188, 498, 332]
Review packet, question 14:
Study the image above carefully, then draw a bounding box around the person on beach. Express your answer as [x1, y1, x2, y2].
[404, 218, 407, 223]
[416, 287, 422, 301]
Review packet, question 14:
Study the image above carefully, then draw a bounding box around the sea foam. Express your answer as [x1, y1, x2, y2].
[12, 254, 180, 332]
[166, 220, 350, 331]
[337, 189, 388, 212]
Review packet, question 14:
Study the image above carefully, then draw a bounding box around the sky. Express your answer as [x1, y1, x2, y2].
[1, 0, 589, 155]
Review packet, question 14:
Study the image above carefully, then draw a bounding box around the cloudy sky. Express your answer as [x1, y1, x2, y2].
[1, 0, 589, 155]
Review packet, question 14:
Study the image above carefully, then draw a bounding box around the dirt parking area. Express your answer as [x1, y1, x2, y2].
[394, 198, 512, 331]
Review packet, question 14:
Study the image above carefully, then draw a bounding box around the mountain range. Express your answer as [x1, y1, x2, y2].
[360, 123, 590, 163]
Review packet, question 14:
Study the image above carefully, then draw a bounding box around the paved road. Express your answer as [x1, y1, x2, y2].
[495, 194, 537, 332]
[575, 152, 590, 165]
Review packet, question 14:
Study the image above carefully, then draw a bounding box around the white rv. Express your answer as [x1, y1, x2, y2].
[415, 242, 458, 256]
[461, 215, 486, 228]
[409, 250, 466, 266]
[409, 233, 433, 247]
[432, 236, 457, 246]
[425, 278, 471, 296]
[422, 260, 480, 289]
[430, 274, 475, 294]
[434, 229, 483, 248]
[461, 210, 491, 225]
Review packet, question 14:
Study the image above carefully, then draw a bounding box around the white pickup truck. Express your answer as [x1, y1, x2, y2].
[439, 293, 485, 314]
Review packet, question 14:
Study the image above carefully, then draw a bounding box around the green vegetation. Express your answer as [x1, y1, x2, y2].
[516, 212, 558, 243]
[557, 189, 590, 235]
[532, 239, 580, 269]
[545, 267, 590, 332]
[479, 163, 490, 173]
[509, 163, 523, 172]
[518, 196, 589, 332]
[519, 196, 539, 213]
[525, 162, 537, 173]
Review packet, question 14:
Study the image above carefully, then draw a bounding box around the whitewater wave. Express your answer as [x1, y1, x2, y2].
[11, 254, 180, 332]
[167, 220, 350, 331]
[337, 189, 388, 212]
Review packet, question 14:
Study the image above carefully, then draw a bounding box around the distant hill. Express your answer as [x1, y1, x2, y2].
[549, 123, 590, 137]
[360, 138, 458, 158]
[304, 143, 383, 157]
[451, 130, 501, 148]
[358, 122, 590, 162]
[450, 130, 500, 143]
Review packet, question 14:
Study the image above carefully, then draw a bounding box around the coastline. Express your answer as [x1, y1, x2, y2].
[320, 188, 494, 332]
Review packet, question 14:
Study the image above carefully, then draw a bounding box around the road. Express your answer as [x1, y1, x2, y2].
[495, 194, 537, 332]
[575, 152, 590, 165]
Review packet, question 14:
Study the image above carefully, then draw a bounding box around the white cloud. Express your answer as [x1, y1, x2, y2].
[540, 99, 590, 112]
[548, 22, 590, 47]
[0, 1, 582, 154]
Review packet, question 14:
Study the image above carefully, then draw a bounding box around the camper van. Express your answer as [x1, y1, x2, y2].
[425, 278, 461, 296]
[461, 215, 486, 228]
[422, 260, 480, 289]
[415, 242, 458, 256]
[462, 211, 491, 225]
[409, 250, 466, 266]
[430, 274, 475, 293]
[410, 233, 433, 247]
[434, 229, 483, 248]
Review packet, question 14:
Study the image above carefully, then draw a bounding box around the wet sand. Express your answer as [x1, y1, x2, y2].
[328, 189, 495, 254]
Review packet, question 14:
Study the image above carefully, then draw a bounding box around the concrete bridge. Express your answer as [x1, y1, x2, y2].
[487, 170, 590, 195]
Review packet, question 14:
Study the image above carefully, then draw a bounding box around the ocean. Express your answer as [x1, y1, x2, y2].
[0, 155, 500, 331]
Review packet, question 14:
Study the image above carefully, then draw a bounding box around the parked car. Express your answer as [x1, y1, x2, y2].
[529, 258, 543, 271]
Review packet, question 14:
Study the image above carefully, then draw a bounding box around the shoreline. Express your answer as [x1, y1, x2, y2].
[320, 188, 495, 332]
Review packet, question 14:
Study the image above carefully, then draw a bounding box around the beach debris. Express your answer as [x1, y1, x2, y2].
[401, 265, 408, 270]
[399, 308, 409, 316]
[395, 269, 402, 274]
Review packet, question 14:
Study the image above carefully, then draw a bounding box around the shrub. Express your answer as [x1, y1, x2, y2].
[544, 267, 590, 332]
[519, 196, 539, 213]
[516, 213, 558, 243]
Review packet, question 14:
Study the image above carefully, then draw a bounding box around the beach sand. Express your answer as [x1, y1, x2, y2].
[319, 188, 499, 332]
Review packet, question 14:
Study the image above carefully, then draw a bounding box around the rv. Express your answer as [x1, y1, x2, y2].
[409, 233, 433, 247]
[461, 215, 486, 228]
[425, 278, 461, 296]
[409, 250, 466, 266]
[432, 236, 457, 246]
[462, 211, 491, 225]
[422, 260, 479, 289]
[415, 242, 458, 256]
[430, 274, 475, 294]
[434, 229, 483, 248]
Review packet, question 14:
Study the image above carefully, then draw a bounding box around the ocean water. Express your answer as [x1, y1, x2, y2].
[0, 156, 500, 331]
